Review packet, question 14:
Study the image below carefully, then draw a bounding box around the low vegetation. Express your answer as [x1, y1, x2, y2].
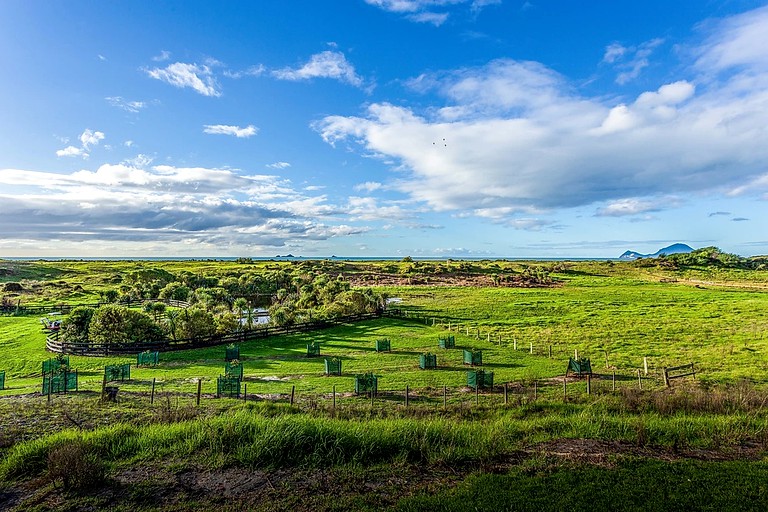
[1, 254, 768, 510]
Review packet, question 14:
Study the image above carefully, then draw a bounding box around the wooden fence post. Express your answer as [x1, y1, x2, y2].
[534, 380, 538, 401]
[443, 385, 447, 409]
[529, 342, 533, 354]
[612, 371, 616, 392]
[405, 384, 409, 407]
[586, 373, 591, 395]
[290, 385, 295, 406]
[504, 382, 508, 405]
[549, 345, 553, 358]
[475, 383, 479, 406]
[563, 376, 567, 400]
[637, 369, 642, 390]
[197, 379, 202, 406]
[644, 357, 648, 376]
[150, 377, 156, 404]
[243, 383, 247, 402]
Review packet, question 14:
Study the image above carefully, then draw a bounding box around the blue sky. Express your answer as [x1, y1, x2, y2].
[2, 1, 768, 258]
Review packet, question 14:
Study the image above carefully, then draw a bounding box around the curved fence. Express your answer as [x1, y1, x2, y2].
[45, 311, 383, 356]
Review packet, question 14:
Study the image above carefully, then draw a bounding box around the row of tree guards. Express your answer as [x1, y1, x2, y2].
[400, 311, 696, 386]
[93, 371, 679, 408]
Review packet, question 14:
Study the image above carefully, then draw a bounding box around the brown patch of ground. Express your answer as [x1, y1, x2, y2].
[4, 441, 764, 512]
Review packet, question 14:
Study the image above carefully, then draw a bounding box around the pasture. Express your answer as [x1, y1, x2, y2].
[2, 257, 768, 511]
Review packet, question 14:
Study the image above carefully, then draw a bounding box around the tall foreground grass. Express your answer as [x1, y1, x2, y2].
[2, 401, 767, 483]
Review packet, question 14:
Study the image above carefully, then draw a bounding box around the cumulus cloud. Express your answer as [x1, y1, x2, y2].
[354, 181, 383, 192]
[272, 51, 363, 87]
[145, 62, 221, 97]
[56, 129, 105, 159]
[79, 129, 105, 149]
[315, 6, 768, 228]
[56, 146, 86, 158]
[203, 124, 258, 138]
[267, 162, 291, 169]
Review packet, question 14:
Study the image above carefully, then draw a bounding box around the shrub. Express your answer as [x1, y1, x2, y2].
[47, 440, 105, 491]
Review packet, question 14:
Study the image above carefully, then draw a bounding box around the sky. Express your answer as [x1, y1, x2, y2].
[1, 1, 768, 259]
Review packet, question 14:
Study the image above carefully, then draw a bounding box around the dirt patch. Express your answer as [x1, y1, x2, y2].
[533, 438, 764, 463]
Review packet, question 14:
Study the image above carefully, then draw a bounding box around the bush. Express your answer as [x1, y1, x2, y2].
[47, 440, 105, 491]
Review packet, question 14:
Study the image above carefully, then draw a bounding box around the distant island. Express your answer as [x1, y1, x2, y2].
[619, 243, 694, 260]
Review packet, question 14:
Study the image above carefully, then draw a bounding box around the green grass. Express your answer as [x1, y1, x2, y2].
[4, 259, 768, 510]
[382, 270, 768, 384]
[3, 402, 767, 483]
[395, 458, 768, 511]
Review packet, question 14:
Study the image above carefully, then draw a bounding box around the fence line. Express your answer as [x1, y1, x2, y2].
[2, 298, 191, 316]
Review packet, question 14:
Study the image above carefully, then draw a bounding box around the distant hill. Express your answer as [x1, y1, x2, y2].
[619, 243, 694, 260]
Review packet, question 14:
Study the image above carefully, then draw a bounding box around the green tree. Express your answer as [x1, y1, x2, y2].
[176, 307, 217, 341]
[60, 307, 95, 344]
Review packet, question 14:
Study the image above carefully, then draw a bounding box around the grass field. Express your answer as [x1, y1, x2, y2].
[3, 258, 768, 511]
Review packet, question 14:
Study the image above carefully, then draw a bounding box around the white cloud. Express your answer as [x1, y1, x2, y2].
[145, 62, 221, 97]
[267, 162, 291, 169]
[695, 5, 768, 73]
[595, 198, 674, 217]
[122, 154, 154, 168]
[203, 124, 258, 138]
[56, 146, 86, 158]
[315, 7, 768, 227]
[354, 181, 383, 192]
[347, 196, 408, 221]
[604, 38, 665, 84]
[105, 96, 147, 113]
[0, 162, 364, 249]
[602, 43, 627, 64]
[79, 129, 105, 150]
[364, 0, 499, 24]
[272, 51, 363, 87]
[56, 129, 105, 159]
[152, 50, 172, 62]
[408, 12, 449, 25]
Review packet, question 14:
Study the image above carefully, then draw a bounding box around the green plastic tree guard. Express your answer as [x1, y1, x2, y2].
[137, 350, 159, 367]
[354, 373, 378, 395]
[307, 342, 321, 357]
[225, 361, 244, 379]
[467, 370, 494, 389]
[567, 357, 592, 377]
[0, 370, 5, 391]
[42, 355, 69, 375]
[438, 335, 455, 349]
[42, 369, 78, 394]
[463, 349, 482, 366]
[419, 353, 437, 369]
[375, 338, 391, 352]
[104, 363, 131, 382]
[217, 375, 241, 398]
[324, 358, 342, 376]
[225, 345, 240, 362]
